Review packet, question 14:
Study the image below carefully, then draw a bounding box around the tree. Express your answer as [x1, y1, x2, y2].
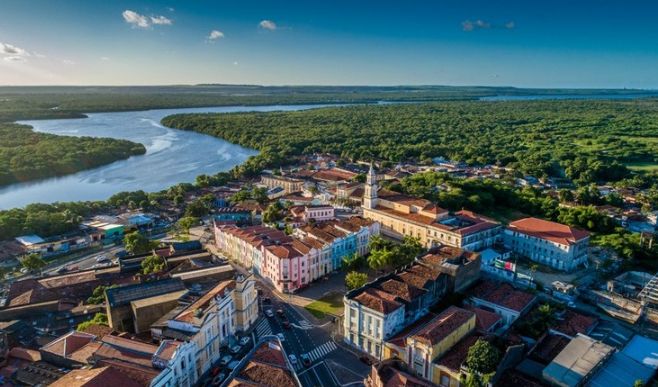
[141, 254, 166, 275]
[21, 253, 46, 273]
[87, 284, 117, 305]
[177, 216, 199, 234]
[252, 187, 269, 204]
[263, 202, 284, 224]
[77, 312, 108, 331]
[368, 248, 395, 271]
[124, 231, 155, 254]
[185, 199, 209, 217]
[345, 271, 368, 290]
[466, 339, 501, 374]
[342, 252, 365, 271]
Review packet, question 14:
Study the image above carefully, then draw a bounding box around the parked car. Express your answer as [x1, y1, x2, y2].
[211, 373, 226, 386]
[265, 309, 274, 318]
[262, 297, 271, 304]
[56, 267, 68, 274]
[239, 337, 250, 346]
[230, 345, 242, 354]
[211, 367, 221, 376]
[276, 309, 284, 317]
[219, 355, 232, 366]
[282, 321, 291, 329]
[95, 255, 109, 263]
[276, 333, 285, 342]
[359, 355, 373, 365]
[300, 354, 311, 367]
[288, 354, 298, 365]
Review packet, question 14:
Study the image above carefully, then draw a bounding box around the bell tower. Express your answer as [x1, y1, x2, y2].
[363, 163, 378, 209]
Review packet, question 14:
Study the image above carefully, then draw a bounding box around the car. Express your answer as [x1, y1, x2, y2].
[239, 337, 250, 346]
[265, 309, 274, 318]
[276, 333, 285, 341]
[262, 297, 271, 304]
[211, 367, 221, 376]
[230, 345, 242, 354]
[300, 354, 311, 367]
[219, 355, 232, 366]
[276, 309, 284, 317]
[19, 268, 29, 274]
[211, 373, 226, 386]
[288, 354, 298, 365]
[567, 301, 576, 308]
[56, 267, 68, 274]
[359, 355, 373, 365]
[95, 255, 109, 263]
[282, 321, 291, 329]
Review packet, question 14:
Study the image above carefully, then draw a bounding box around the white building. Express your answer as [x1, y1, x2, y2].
[151, 340, 199, 387]
[504, 217, 590, 272]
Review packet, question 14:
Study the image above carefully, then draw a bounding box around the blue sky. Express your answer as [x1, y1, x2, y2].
[1, 0, 657, 87]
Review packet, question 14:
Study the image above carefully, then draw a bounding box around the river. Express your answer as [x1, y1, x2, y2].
[0, 104, 330, 209]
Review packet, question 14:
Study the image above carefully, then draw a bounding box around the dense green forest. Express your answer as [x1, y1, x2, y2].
[0, 123, 146, 186]
[1, 85, 655, 121]
[162, 99, 658, 185]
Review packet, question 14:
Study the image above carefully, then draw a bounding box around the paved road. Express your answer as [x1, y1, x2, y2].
[256, 283, 369, 387]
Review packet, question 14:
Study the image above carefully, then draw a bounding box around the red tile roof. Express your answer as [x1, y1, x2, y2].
[471, 280, 536, 313]
[552, 310, 597, 337]
[174, 280, 235, 323]
[508, 217, 590, 246]
[353, 288, 403, 314]
[93, 335, 158, 369]
[465, 306, 503, 333]
[41, 331, 97, 362]
[50, 366, 142, 387]
[411, 306, 475, 346]
[435, 334, 482, 372]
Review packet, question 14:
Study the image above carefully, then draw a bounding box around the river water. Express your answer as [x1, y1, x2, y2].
[0, 104, 329, 209]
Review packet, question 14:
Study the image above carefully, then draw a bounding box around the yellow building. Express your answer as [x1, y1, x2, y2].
[383, 306, 476, 384]
[362, 165, 502, 251]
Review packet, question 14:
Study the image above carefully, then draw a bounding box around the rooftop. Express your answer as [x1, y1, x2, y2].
[471, 280, 536, 313]
[464, 305, 503, 333]
[410, 306, 475, 346]
[542, 334, 614, 387]
[174, 280, 235, 324]
[50, 366, 142, 387]
[621, 335, 658, 369]
[552, 310, 598, 337]
[508, 217, 590, 246]
[435, 334, 482, 372]
[105, 278, 186, 308]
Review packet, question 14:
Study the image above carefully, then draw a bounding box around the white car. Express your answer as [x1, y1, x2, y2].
[239, 337, 250, 346]
[219, 355, 232, 366]
[276, 333, 285, 342]
[265, 309, 274, 318]
[95, 255, 109, 263]
[230, 345, 242, 354]
[288, 354, 298, 365]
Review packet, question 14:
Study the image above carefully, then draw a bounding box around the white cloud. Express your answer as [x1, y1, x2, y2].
[233, 61, 238, 66]
[122, 10, 172, 29]
[167, 7, 175, 12]
[3, 56, 25, 62]
[122, 10, 150, 28]
[0, 42, 29, 57]
[100, 56, 110, 61]
[208, 30, 225, 41]
[150, 15, 173, 25]
[259, 20, 277, 31]
[462, 19, 515, 32]
[62, 59, 75, 65]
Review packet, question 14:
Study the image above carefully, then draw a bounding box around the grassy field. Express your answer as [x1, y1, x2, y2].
[304, 292, 344, 318]
[625, 161, 658, 171]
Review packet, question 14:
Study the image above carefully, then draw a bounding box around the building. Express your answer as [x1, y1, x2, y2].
[105, 278, 187, 333]
[289, 205, 335, 223]
[215, 217, 379, 293]
[418, 247, 481, 293]
[542, 334, 614, 387]
[40, 331, 99, 368]
[50, 366, 142, 387]
[151, 340, 199, 387]
[214, 207, 252, 224]
[362, 165, 501, 250]
[505, 217, 590, 272]
[223, 338, 302, 386]
[158, 277, 257, 376]
[468, 280, 536, 327]
[260, 174, 304, 195]
[344, 254, 479, 360]
[386, 306, 476, 383]
[365, 359, 434, 387]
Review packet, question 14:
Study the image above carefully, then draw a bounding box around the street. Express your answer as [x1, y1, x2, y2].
[255, 284, 370, 387]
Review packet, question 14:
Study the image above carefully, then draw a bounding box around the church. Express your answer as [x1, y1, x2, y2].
[361, 164, 502, 251]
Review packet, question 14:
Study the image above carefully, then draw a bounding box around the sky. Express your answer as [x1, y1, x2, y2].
[1, 0, 658, 88]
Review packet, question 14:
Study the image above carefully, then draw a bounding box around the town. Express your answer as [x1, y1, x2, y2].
[0, 152, 656, 387]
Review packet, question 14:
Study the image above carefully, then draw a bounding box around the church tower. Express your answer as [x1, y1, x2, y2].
[363, 162, 378, 209]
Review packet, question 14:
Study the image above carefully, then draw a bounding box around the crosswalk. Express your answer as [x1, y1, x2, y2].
[293, 319, 314, 330]
[304, 341, 337, 362]
[255, 318, 272, 337]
